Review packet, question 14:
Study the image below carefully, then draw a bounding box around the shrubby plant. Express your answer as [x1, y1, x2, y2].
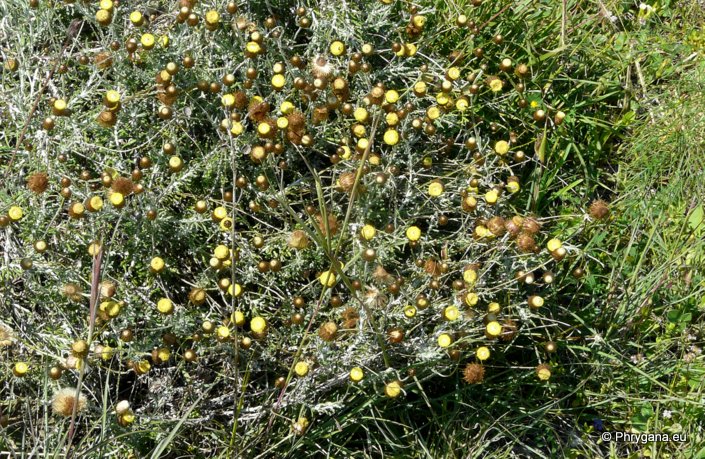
[4, 0, 697, 456]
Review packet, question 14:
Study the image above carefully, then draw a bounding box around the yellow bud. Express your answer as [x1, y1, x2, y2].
[250, 316, 267, 334]
[157, 298, 173, 315]
[349, 366, 364, 382]
[406, 226, 421, 241]
[437, 333, 453, 348]
[360, 224, 376, 241]
[294, 361, 309, 377]
[476, 346, 490, 361]
[319, 270, 337, 288]
[486, 321, 502, 337]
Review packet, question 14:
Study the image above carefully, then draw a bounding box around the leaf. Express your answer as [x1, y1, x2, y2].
[667, 309, 692, 324]
[688, 205, 704, 235]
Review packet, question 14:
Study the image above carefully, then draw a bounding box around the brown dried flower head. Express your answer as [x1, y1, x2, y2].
[51, 387, 88, 417]
[500, 319, 518, 342]
[27, 172, 49, 194]
[288, 229, 310, 249]
[318, 321, 338, 341]
[463, 363, 485, 384]
[589, 199, 610, 220]
[0, 322, 14, 347]
[316, 213, 338, 236]
[342, 307, 360, 329]
[111, 177, 134, 195]
[62, 283, 83, 302]
[311, 55, 333, 80]
[338, 171, 357, 193]
[424, 258, 441, 277]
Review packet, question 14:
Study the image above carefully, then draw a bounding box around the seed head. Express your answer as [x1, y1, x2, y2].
[463, 363, 485, 384]
[51, 388, 88, 417]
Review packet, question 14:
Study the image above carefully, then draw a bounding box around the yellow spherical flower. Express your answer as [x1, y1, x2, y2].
[13, 361, 29, 377]
[271, 74, 286, 89]
[385, 89, 399, 104]
[428, 180, 444, 197]
[437, 333, 453, 348]
[157, 298, 174, 315]
[506, 181, 520, 193]
[150, 256, 165, 273]
[384, 380, 403, 398]
[486, 321, 502, 337]
[89, 196, 104, 211]
[487, 302, 501, 314]
[216, 325, 230, 340]
[135, 360, 151, 374]
[231, 310, 245, 326]
[129, 11, 143, 26]
[529, 295, 545, 309]
[121, 411, 136, 424]
[547, 238, 562, 252]
[8, 206, 23, 221]
[294, 361, 309, 377]
[443, 306, 459, 321]
[536, 364, 552, 381]
[446, 66, 461, 80]
[227, 283, 243, 297]
[406, 226, 421, 241]
[100, 345, 113, 360]
[257, 122, 271, 136]
[427, 106, 441, 120]
[88, 241, 101, 256]
[280, 101, 294, 114]
[476, 346, 490, 361]
[250, 316, 267, 334]
[455, 97, 469, 111]
[349, 367, 364, 382]
[463, 268, 477, 284]
[414, 81, 427, 96]
[205, 10, 220, 27]
[319, 270, 337, 288]
[212, 206, 227, 221]
[485, 190, 499, 205]
[465, 292, 479, 306]
[360, 224, 376, 241]
[222, 93, 235, 107]
[102, 301, 121, 318]
[276, 117, 289, 129]
[354, 107, 369, 122]
[329, 40, 345, 56]
[110, 192, 124, 207]
[495, 140, 510, 155]
[156, 347, 170, 362]
[246, 41, 261, 54]
[95, 9, 111, 25]
[140, 33, 155, 50]
[489, 77, 503, 92]
[403, 305, 417, 318]
[383, 129, 399, 146]
[230, 122, 244, 136]
[412, 14, 426, 28]
[385, 112, 399, 126]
